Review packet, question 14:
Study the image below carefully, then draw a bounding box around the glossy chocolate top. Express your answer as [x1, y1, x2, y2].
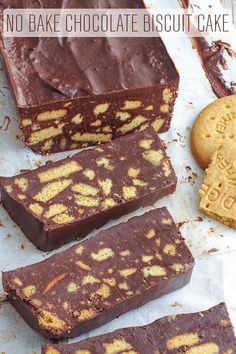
[43, 303, 236, 353]
[4, 207, 194, 338]
[179, 0, 235, 98]
[0, 128, 177, 231]
[0, 0, 179, 107]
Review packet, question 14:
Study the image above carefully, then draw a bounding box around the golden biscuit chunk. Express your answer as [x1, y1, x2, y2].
[191, 95, 236, 169]
[199, 139, 236, 229]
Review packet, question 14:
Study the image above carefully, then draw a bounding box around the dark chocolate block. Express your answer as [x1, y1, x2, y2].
[0, 128, 177, 251]
[42, 303, 236, 353]
[0, 0, 179, 154]
[2, 208, 194, 340]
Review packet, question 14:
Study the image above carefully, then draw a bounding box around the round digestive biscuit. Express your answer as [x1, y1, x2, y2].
[191, 95, 236, 169]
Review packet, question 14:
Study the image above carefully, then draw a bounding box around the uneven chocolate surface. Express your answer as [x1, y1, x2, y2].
[0, 0, 179, 154]
[179, 0, 236, 98]
[3, 207, 194, 340]
[0, 128, 177, 250]
[0, 0, 178, 107]
[193, 38, 236, 98]
[42, 303, 236, 353]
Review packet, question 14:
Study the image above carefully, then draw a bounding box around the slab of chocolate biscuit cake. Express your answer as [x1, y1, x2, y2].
[3, 208, 194, 340]
[0, 0, 179, 154]
[0, 128, 177, 250]
[42, 303, 236, 353]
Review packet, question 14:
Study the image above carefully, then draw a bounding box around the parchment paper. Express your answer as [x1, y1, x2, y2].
[0, 0, 236, 353]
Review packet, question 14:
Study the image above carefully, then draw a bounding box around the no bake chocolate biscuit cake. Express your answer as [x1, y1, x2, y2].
[42, 303, 236, 353]
[3, 208, 194, 340]
[0, 0, 179, 154]
[0, 128, 177, 250]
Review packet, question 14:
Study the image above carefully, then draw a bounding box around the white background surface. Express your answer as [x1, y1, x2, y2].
[0, 0, 236, 353]
[221, 0, 236, 24]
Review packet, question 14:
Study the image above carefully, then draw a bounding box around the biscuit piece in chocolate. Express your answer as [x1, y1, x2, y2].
[0, 128, 177, 251]
[42, 303, 236, 353]
[3, 208, 194, 340]
[0, 0, 179, 154]
[199, 139, 236, 229]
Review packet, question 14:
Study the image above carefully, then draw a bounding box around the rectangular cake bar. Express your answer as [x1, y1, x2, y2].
[42, 303, 236, 353]
[0, 128, 177, 251]
[2, 208, 194, 340]
[0, 0, 179, 154]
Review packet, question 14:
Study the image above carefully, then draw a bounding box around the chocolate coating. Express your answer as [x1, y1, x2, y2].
[3, 207, 194, 340]
[179, 0, 236, 98]
[0, 0, 180, 154]
[0, 127, 177, 251]
[42, 303, 236, 353]
[0, 0, 178, 106]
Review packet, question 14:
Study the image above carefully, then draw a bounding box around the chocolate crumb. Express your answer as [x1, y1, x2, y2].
[207, 248, 218, 254]
[178, 220, 188, 228]
[185, 166, 198, 185]
[195, 216, 204, 222]
[171, 302, 183, 307]
[19, 169, 31, 174]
